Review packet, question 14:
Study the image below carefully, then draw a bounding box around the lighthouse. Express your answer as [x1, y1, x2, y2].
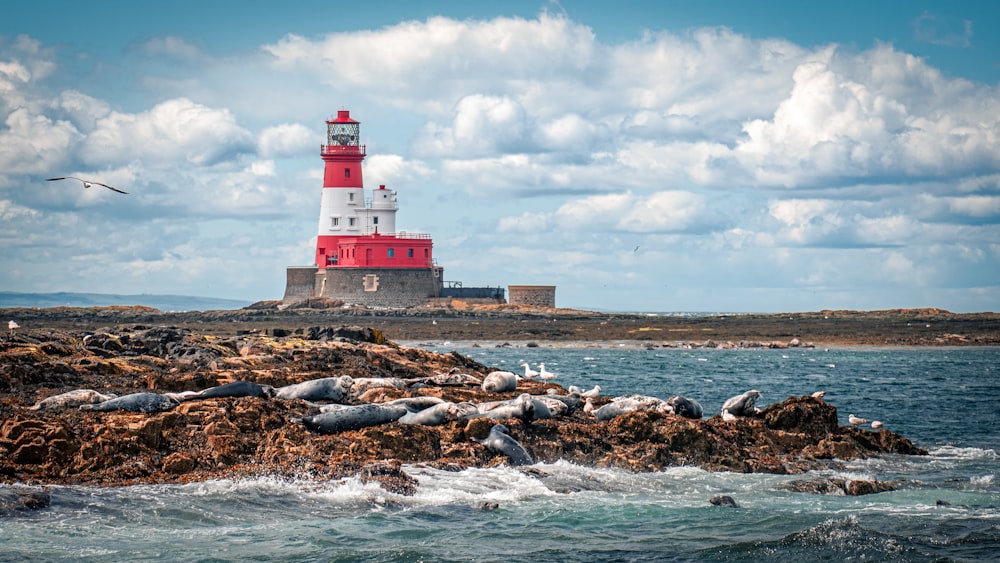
[283, 110, 444, 308]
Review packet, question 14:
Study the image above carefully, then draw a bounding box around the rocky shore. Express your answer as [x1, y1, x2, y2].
[1, 311, 932, 494]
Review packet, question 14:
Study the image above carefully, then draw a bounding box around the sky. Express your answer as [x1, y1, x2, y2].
[1, 0, 998, 313]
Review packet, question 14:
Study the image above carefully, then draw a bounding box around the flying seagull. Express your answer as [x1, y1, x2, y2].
[46, 176, 128, 194]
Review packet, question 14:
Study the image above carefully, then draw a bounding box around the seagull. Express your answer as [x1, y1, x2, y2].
[811, 390, 826, 400]
[581, 384, 602, 398]
[583, 397, 595, 415]
[520, 362, 539, 379]
[721, 409, 737, 422]
[848, 414, 869, 426]
[46, 176, 128, 194]
[538, 363, 557, 381]
[7, 320, 18, 336]
[870, 420, 883, 429]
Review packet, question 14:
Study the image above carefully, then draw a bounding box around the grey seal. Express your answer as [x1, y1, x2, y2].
[593, 395, 668, 422]
[29, 389, 117, 411]
[468, 393, 535, 423]
[299, 404, 408, 434]
[481, 371, 518, 393]
[185, 381, 276, 401]
[474, 423, 533, 466]
[666, 395, 703, 419]
[275, 376, 352, 402]
[348, 377, 409, 396]
[398, 402, 460, 425]
[80, 392, 179, 413]
[425, 370, 482, 387]
[385, 396, 446, 411]
[721, 390, 761, 417]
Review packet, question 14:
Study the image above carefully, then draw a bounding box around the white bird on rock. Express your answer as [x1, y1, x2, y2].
[848, 414, 869, 425]
[811, 390, 826, 400]
[870, 420, 883, 429]
[46, 176, 128, 194]
[7, 320, 19, 336]
[520, 362, 539, 379]
[538, 363, 557, 381]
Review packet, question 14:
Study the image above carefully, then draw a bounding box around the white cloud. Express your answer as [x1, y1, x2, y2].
[80, 98, 254, 167]
[258, 122, 313, 158]
[1, 13, 998, 311]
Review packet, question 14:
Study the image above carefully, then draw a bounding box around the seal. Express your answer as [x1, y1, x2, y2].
[348, 377, 409, 396]
[425, 370, 482, 387]
[469, 393, 535, 423]
[666, 395, 703, 419]
[530, 395, 568, 418]
[398, 402, 460, 425]
[29, 389, 117, 411]
[593, 394, 667, 422]
[481, 371, 518, 393]
[80, 392, 179, 413]
[275, 376, 352, 402]
[185, 381, 276, 401]
[299, 404, 408, 434]
[541, 391, 582, 414]
[721, 390, 761, 417]
[473, 423, 533, 466]
[384, 396, 446, 412]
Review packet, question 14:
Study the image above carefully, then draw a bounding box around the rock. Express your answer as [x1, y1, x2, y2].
[0, 486, 51, 517]
[0, 324, 929, 487]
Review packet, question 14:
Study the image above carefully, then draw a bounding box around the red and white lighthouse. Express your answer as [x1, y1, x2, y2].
[314, 110, 435, 270]
[283, 110, 443, 308]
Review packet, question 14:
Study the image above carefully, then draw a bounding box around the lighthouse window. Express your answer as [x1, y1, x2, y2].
[330, 217, 339, 227]
[373, 217, 378, 225]
[349, 217, 356, 227]
[387, 248, 395, 258]
[344, 168, 350, 179]
[407, 248, 413, 258]
[348, 193, 355, 202]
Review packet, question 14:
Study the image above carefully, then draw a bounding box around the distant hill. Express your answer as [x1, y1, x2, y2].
[0, 292, 252, 311]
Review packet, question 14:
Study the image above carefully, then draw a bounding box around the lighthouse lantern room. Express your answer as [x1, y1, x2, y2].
[285, 110, 444, 308]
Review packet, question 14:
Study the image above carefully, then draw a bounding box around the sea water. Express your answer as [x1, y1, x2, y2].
[1, 346, 998, 562]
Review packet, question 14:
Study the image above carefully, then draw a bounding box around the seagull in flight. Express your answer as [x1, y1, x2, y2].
[46, 176, 128, 194]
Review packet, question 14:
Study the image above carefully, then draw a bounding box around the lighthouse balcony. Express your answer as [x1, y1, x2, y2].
[321, 144, 366, 157]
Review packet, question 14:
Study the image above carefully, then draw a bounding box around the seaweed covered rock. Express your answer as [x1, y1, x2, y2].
[0, 326, 927, 487]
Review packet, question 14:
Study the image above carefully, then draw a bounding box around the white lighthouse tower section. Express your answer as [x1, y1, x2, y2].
[317, 186, 366, 236]
[365, 185, 398, 234]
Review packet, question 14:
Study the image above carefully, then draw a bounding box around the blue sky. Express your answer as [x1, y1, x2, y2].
[2, 1, 998, 312]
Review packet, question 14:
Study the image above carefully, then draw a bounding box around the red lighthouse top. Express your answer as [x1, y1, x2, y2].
[321, 110, 365, 187]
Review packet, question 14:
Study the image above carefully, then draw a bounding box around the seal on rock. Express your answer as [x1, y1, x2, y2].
[298, 404, 408, 434]
[481, 370, 518, 393]
[666, 395, 703, 419]
[275, 376, 352, 402]
[80, 392, 179, 413]
[473, 423, 533, 466]
[398, 402, 460, 425]
[721, 390, 761, 417]
[594, 394, 668, 422]
[469, 393, 535, 423]
[184, 381, 276, 401]
[29, 389, 117, 411]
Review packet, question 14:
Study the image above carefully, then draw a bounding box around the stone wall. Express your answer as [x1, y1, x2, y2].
[283, 266, 319, 301]
[508, 285, 556, 308]
[317, 267, 444, 308]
